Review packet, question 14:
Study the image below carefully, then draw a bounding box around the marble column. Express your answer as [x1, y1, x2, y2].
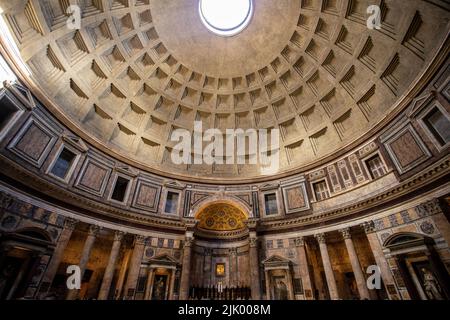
[203, 248, 212, 287]
[6, 255, 32, 300]
[249, 232, 262, 300]
[114, 248, 131, 299]
[168, 269, 177, 300]
[295, 237, 314, 300]
[229, 247, 238, 287]
[40, 218, 78, 293]
[144, 267, 155, 300]
[363, 221, 399, 299]
[264, 270, 271, 300]
[285, 268, 295, 300]
[315, 233, 339, 300]
[123, 235, 147, 299]
[179, 235, 194, 300]
[98, 231, 125, 300]
[340, 228, 371, 300]
[66, 224, 101, 300]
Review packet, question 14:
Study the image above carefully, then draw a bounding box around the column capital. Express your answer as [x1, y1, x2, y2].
[184, 236, 194, 248]
[315, 233, 327, 244]
[88, 224, 101, 236]
[249, 235, 258, 248]
[113, 231, 126, 242]
[245, 218, 259, 231]
[229, 247, 237, 256]
[339, 228, 352, 239]
[362, 221, 375, 234]
[204, 247, 212, 256]
[64, 217, 79, 231]
[134, 235, 147, 245]
[0, 193, 13, 209]
[295, 237, 305, 247]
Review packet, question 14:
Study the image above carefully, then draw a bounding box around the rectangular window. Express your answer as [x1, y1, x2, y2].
[313, 180, 330, 201]
[111, 176, 130, 202]
[277, 239, 284, 248]
[423, 107, 450, 146]
[293, 278, 304, 294]
[165, 191, 179, 214]
[264, 193, 278, 215]
[365, 155, 386, 179]
[266, 240, 273, 249]
[50, 148, 76, 179]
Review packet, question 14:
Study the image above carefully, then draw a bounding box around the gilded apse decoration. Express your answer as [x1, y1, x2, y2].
[197, 203, 247, 231]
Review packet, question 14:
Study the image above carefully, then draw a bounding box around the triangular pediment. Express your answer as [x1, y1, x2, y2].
[262, 254, 291, 265]
[63, 135, 88, 152]
[149, 254, 179, 265]
[407, 92, 434, 118]
[165, 181, 185, 190]
[114, 165, 138, 177]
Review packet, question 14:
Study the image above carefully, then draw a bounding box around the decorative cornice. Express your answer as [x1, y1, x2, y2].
[258, 158, 450, 232]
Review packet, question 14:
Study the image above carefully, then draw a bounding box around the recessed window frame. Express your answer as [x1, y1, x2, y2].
[46, 143, 81, 183]
[108, 173, 133, 205]
[262, 190, 281, 217]
[362, 152, 388, 181]
[311, 179, 331, 202]
[0, 89, 27, 142]
[164, 190, 181, 215]
[418, 101, 450, 152]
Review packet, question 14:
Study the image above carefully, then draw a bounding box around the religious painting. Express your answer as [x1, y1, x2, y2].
[152, 275, 168, 300]
[411, 261, 445, 300]
[215, 263, 225, 277]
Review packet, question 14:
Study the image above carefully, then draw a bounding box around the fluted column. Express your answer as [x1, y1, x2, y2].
[123, 235, 147, 299]
[340, 228, 370, 300]
[363, 221, 399, 299]
[315, 233, 339, 300]
[40, 218, 78, 293]
[98, 231, 125, 300]
[179, 234, 194, 300]
[67, 224, 101, 300]
[295, 237, 314, 300]
[249, 232, 262, 300]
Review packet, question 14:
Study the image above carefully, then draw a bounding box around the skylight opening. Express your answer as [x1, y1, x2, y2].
[199, 0, 253, 37]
